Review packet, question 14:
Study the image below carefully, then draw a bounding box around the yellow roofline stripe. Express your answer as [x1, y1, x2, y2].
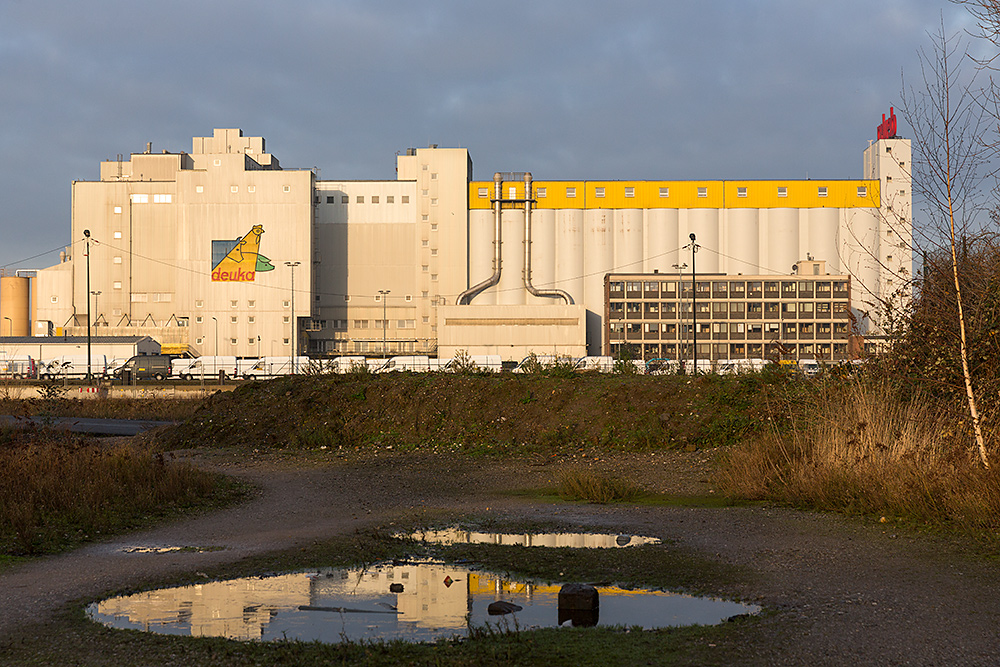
[469, 180, 880, 210]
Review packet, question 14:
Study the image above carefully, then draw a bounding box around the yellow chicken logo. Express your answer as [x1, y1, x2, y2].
[211, 225, 275, 282]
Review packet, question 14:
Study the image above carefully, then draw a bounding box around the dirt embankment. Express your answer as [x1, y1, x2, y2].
[159, 372, 786, 454]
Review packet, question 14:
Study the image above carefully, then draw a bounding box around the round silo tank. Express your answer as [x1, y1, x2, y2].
[768, 208, 800, 274]
[846, 208, 881, 310]
[614, 209, 644, 273]
[555, 209, 584, 303]
[497, 209, 525, 305]
[806, 208, 840, 273]
[0, 276, 30, 336]
[687, 209, 720, 273]
[584, 209, 614, 314]
[468, 209, 496, 305]
[726, 209, 759, 275]
[645, 208, 679, 273]
[529, 208, 556, 304]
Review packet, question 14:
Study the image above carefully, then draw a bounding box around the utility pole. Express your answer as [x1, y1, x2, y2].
[378, 289, 390, 356]
[84, 229, 92, 383]
[686, 234, 700, 374]
[672, 263, 687, 370]
[285, 261, 300, 374]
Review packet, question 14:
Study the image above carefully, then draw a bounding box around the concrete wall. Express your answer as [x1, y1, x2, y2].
[437, 304, 587, 361]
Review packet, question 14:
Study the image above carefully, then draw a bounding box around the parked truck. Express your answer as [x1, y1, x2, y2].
[242, 356, 311, 379]
[172, 356, 239, 380]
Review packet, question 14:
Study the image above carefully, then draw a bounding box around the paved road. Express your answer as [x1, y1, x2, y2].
[0, 415, 174, 436]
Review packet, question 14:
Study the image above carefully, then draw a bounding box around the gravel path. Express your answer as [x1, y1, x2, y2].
[1, 448, 999, 665]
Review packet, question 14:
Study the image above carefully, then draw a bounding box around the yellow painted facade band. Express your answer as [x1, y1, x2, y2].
[469, 180, 879, 210]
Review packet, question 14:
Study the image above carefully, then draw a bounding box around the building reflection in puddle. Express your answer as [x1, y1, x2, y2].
[402, 528, 662, 549]
[88, 561, 757, 643]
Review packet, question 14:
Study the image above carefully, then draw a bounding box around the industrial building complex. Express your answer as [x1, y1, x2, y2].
[0, 115, 911, 366]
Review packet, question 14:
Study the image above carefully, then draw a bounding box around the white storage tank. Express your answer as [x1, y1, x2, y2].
[497, 209, 525, 305]
[846, 208, 881, 319]
[806, 208, 841, 273]
[614, 209, 644, 273]
[530, 208, 556, 304]
[768, 208, 800, 275]
[645, 208, 679, 273]
[584, 209, 614, 353]
[725, 209, 759, 275]
[468, 209, 496, 305]
[686, 209, 721, 273]
[555, 209, 585, 304]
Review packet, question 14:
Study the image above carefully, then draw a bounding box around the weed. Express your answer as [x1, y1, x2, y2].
[558, 469, 646, 503]
[0, 430, 234, 555]
[716, 375, 1000, 534]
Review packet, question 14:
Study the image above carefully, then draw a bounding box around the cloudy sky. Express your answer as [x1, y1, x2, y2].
[0, 0, 978, 269]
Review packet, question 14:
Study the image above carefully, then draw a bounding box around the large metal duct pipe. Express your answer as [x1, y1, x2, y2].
[523, 173, 573, 304]
[458, 172, 504, 305]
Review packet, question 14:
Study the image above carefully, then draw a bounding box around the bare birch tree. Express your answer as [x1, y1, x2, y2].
[899, 23, 991, 467]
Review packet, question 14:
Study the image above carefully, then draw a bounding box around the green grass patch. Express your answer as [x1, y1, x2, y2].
[157, 372, 793, 456]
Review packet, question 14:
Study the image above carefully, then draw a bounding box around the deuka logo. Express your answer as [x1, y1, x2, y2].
[212, 225, 275, 282]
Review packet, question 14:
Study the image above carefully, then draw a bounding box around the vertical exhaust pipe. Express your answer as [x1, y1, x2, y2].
[523, 173, 573, 304]
[458, 172, 504, 305]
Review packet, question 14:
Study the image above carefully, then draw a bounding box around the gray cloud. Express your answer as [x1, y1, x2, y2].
[0, 0, 972, 267]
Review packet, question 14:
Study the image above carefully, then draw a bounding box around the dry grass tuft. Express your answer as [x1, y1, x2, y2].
[558, 469, 646, 503]
[0, 430, 222, 555]
[717, 378, 1000, 532]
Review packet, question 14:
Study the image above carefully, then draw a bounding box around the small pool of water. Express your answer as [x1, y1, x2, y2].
[404, 528, 661, 549]
[87, 561, 758, 643]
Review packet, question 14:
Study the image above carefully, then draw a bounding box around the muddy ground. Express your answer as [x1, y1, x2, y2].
[1, 448, 998, 666]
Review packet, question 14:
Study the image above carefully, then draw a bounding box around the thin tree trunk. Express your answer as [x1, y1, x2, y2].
[943, 71, 990, 468]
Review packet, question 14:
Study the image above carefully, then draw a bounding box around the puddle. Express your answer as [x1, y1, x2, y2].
[121, 545, 221, 554]
[87, 561, 758, 643]
[404, 528, 661, 549]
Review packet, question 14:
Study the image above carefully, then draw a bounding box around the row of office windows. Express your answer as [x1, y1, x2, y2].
[193, 315, 291, 325]
[609, 321, 850, 335]
[323, 194, 411, 204]
[610, 280, 850, 296]
[350, 320, 417, 330]
[196, 336, 289, 346]
[609, 342, 850, 360]
[609, 301, 850, 316]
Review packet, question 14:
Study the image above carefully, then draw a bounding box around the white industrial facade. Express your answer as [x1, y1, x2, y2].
[22, 127, 909, 361]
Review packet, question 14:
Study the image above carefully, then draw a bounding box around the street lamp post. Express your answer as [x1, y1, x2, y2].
[378, 289, 390, 356]
[671, 263, 687, 369]
[84, 229, 92, 382]
[687, 234, 700, 374]
[285, 261, 300, 374]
